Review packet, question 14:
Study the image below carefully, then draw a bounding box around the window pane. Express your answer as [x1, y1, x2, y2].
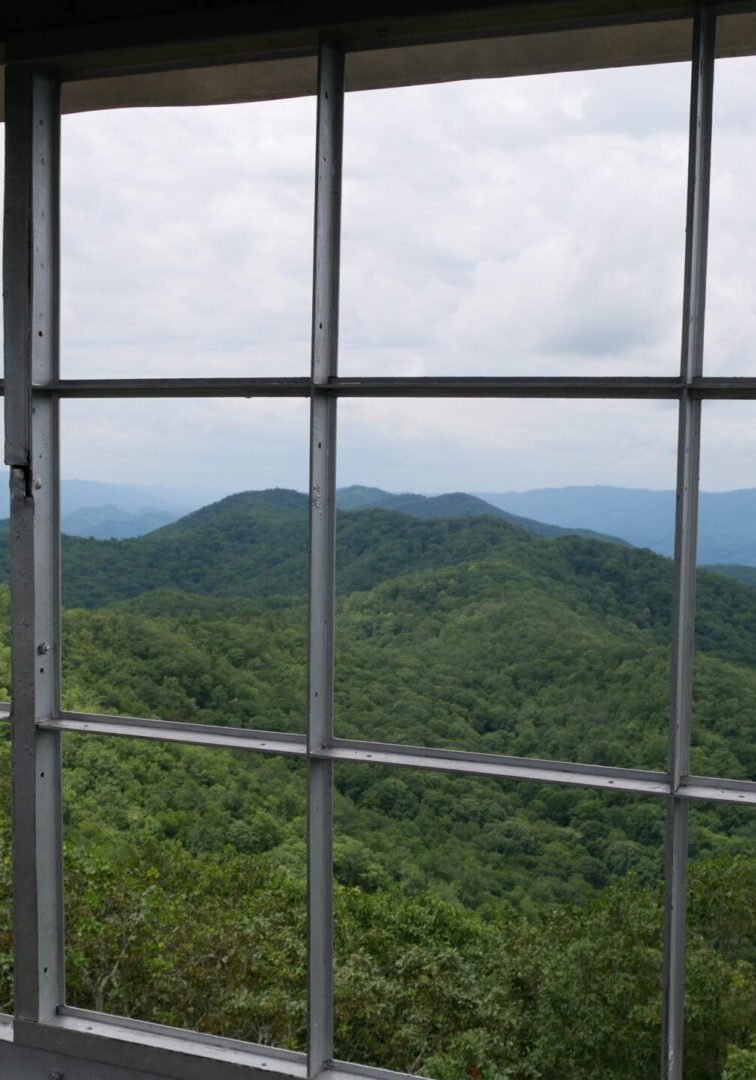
[685, 801, 756, 1076]
[60, 399, 308, 733]
[334, 764, 664, 1075]
[61, 86, 315, 378]
[335, 398, 677, 770]
[340, 54, 690, 377]
[63, 735, 307, 1048]
[692, 401, 756, 780]
[704, 17, 756, 375]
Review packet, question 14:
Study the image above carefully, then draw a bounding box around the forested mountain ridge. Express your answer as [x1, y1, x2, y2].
[1, 492, 756, 1075]
[0, 487, 753, 671]
[50, 491, 756, 680]
[706, 564, 756, 589]
[335, 485, 624, 543]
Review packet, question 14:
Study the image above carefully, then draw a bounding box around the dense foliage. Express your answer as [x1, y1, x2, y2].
[0, 490, 756, 1076]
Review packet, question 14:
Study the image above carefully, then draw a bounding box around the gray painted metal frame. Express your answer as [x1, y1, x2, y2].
[307, 40, 343, 1078]
[3, 65, 65, 1027]
[4, 373, 756, 398]
[662, 10, 715, 1079]
[0, 6, 753, 1080]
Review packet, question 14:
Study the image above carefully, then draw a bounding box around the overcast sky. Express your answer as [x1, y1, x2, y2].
[5, 52, 756, 497]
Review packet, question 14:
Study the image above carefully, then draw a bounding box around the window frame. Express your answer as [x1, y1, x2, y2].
[0, 5, 753, 1079]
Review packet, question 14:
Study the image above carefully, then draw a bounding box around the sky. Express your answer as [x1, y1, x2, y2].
[5, 49, 756, 498]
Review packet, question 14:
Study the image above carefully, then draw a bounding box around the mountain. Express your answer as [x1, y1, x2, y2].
[62, 505, 182, 539]
[336, 484, 625, 543]
[0, 487, 624, 609]
[59, 478, 200, 515]
[0, 486, 745, 680]
[8, 484, 756, 803]
[0, 488, 755, 1075]
[479, 485, 756, 565]
[706, 564, 756, 588]
[0, 475, 202, 519]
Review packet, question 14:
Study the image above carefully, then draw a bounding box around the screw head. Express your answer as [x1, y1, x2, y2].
[37, 642, 51, 655]
[48, 1070, 64, 1080]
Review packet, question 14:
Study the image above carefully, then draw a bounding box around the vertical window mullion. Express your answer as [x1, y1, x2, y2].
[662, 10, 715, 1079]
[3, 66, 65, 1024]
[307, 40, 344, 1078]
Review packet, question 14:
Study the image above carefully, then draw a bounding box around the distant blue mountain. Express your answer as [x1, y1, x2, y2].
[0, 476, 205, 520]
[335, 486, 625, 544]
[479, 486, 756, 566]
[0, 476, 208, 540]
[62, 505, 182, 540]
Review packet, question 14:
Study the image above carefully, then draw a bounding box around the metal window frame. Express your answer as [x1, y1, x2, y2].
[0, 5, 751, 1079]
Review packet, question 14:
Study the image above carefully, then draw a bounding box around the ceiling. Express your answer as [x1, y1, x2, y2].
[0, 1, 755, 118]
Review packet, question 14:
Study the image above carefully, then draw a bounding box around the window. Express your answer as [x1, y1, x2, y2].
[3, 6, 756, 1080]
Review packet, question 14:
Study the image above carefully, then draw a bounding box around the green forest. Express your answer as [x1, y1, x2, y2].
[1, 490, 756, 1078]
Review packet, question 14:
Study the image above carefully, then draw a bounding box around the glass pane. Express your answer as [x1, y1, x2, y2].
[335, 398, 677, 770]
[692, 401, 756, 780]
[685, 801, 756, 1076]
[705, 19, 756, 376]
[60, 398, 308, 733]
[334, 764, 665, 1075]
[340, 55, 690, 377]
[61, 88, 315, 378]
[63, 735, 306, 1048]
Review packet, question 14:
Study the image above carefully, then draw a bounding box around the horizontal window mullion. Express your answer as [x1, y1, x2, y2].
[321, 738, 672, 796]
[328, 376, 685, 398]
[34, 378, 312, 398]
[31, 716, 756, 807]
[681, 776, 756, 804]
[0, 376, 750, 399]
[13, 1014, 306, 1080]
[689, 376, 756, 397]
[40, 712, 308, 756]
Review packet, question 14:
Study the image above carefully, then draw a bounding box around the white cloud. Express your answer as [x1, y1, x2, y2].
[705, 56, 756, 377]
[339, 65, 689, 379]
[3, 53, 748, 496]
[337, 397, 679, 492]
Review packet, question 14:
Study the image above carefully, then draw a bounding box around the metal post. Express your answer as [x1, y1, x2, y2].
[661, 10, 714, 1079]
[3, 67, 65, 1024]
[307, 41, 343, 1078]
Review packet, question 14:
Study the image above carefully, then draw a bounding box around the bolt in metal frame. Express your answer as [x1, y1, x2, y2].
[0, 7, 752, 1080]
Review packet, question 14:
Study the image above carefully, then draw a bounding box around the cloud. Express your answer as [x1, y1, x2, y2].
[704, 56, 756, 377]
[339, 64, 689, 379]
[0, 54, 748, 496]
[337, 397, 679, 493]
[61, 98, 316, 378]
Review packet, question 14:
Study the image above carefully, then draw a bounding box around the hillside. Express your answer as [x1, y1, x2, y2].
[36, 485, 756, 780]
[0, 493, 755, 1075]
[706, 564, 756, 588]
[0, 488, 638, 607]
[336, 485, 624, 543]
[37, 490, 756, 683]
